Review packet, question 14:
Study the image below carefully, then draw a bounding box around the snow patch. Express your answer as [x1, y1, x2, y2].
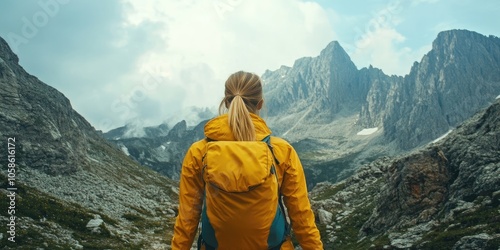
[166, 141, 171, 145]
[432, 129, 453, 143]
[496, 95, 500, 99]
[121, 146, 130, 156]
[160, 145, 166, 150]
[357, 127, 378, 135]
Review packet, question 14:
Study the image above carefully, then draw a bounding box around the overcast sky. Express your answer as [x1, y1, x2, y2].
[0, 0, 499, 132]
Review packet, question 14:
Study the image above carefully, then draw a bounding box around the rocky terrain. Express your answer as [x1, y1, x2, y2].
[309, 98, 500, 249]
[0, 37, 179, 249]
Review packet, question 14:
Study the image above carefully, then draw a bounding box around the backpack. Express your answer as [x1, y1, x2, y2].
[198, 135, 290, 250]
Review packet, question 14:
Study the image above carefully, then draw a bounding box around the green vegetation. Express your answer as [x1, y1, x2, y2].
[123, 212, 145, 222]
[0, 172, 171, 249]
[417, 205, 500, 249]
[304, 151, 362, 186]
[313, 182, 346, 201]
[0, 176, 120, 248]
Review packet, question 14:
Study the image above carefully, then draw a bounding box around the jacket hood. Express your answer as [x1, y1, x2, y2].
[204, 113, 272, 141]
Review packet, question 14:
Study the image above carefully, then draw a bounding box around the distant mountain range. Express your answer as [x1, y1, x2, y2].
[262, 29, 500, 150]
[106, 29, 500, 186]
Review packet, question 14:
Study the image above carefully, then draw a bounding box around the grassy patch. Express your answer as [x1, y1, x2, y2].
[304, 151, 362, 186]
[313, 182, 346, 201]
[123, 212, 145, 222]
[0, 173, 126, 249]
[417, 206, 500, 249]
[331, 202, 376, 249]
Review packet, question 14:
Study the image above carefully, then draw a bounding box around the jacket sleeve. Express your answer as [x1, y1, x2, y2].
[171, 145, 205, 250]
[281, 146, 323, 250]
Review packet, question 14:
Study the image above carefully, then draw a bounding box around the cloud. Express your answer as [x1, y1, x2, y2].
[0, 0, 336, 131]
[411, 0, 440, 7]
[345, 1, 431, 76]
[96, 0, 337, 130]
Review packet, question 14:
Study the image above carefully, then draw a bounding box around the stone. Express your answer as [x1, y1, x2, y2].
[452, 233, 493, 250]
[317, 209, 333, 225]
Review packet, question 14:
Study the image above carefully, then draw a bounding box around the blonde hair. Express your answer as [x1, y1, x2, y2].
[219, 71, 263, 141]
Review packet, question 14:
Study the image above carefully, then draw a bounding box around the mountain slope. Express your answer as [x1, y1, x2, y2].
[0, 37, 178, 249]
[379, 30, 500, 150]
[310, 98, 500, 249]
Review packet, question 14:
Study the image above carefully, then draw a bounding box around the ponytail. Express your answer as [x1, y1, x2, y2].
[219, 71, 263, 141]
[227, 95, 256, 141]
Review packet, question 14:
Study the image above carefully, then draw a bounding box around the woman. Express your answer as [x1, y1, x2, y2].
[171, 71, 323, 250]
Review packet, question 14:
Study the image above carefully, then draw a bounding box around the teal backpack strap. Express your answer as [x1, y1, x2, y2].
[262, 135, 280, 166]
[199, 137, 218, 249]
[199, 196, 217, 249]
[262, 135, 291, 248]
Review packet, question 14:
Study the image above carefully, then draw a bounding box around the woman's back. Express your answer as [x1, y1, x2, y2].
[171, 71, 323, 250]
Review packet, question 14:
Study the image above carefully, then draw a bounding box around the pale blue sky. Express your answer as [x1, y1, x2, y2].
[0, 0, 498, 131]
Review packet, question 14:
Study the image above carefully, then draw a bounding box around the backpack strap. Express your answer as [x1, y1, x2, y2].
[262, 135, 280, 166]
[262, 135, 291, 247]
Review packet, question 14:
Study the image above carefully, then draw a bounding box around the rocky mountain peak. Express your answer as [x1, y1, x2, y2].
[0, 37, 99, 175]
[365, 29, 500, 150]
[168, 120, 187, 138]
[0, 37, 19, 67]
[319, 40, 353, 65]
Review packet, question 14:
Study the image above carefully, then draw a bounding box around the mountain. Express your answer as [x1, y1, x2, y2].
[104, 119, 207, 180]
[374, 30, 500, 150]
[263, 29, 500, 149]
[0, 37, 178, 249]
[259, 29, 500, 186]
[103, 122, 171, 140]
[310, 98, 500, 249]
[262, 41, 363, 120]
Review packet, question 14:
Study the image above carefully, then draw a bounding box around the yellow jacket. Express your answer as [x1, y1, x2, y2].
[171, 114, 323, 250]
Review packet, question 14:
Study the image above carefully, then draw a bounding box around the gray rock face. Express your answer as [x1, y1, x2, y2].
[262, 29, 500, 151]
[358, 66, 403, 128]
[365, 99, 500, 247]
[381, 30, 500, 150]
[262, 41, 363, 132]
[361, 147, 450, 234]
[452, 233, 494, 250]
[0, 36, 178, 249]
[310, 99, 500, 249]
[0, 38, 98, 175]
